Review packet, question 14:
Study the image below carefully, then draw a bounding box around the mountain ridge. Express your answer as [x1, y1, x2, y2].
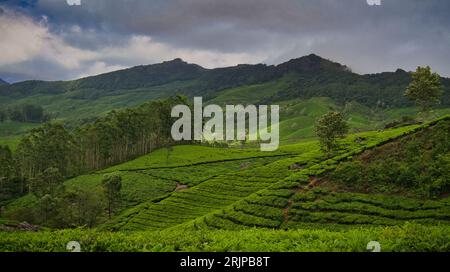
[0, 54, 402, 96]
[0, 54, 449, 122]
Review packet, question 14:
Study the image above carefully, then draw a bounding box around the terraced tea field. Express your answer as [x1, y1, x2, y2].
[1, 115, 449, 252]
[99, 116, 449, 232]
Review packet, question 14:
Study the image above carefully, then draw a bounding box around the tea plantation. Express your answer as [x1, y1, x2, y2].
[0, 115, 449, 252]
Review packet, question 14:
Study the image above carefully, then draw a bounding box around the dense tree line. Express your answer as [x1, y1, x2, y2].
[0, 104, 50, 123]
[5, 169, 119, 228]
[0, 96, 186, 227]
[0, 96, 186, 201]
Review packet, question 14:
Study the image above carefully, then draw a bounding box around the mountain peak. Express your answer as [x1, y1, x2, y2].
[163, 58, 186, 64]
[155, 58, 205, 71]
[276, 54, 347, 74]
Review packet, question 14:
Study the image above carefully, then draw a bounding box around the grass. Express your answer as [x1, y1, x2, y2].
[0, 81, 193, 123]
[65, 172, 177, 209]
[101, 145, 292, 172]
[0, 135, 21, 151]
[0, 121, 40, 137]
[208, 74, 297, 105]
[0, 121, 40, 150]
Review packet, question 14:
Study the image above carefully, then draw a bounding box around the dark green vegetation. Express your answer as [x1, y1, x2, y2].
[405, 66, 444, 114]
[1, 115, 448, 252]
[1, 55, 449, 150]
[329, 120, 450, 198]
[0, 97, 186, 220]
[0, 56, 449, 252]
[315, 111, 349, 153]
[0, 223, 448, 252]
[0, 104, 49, 123]
[1, 55, 449, 124]
[101, 174, 122, 219]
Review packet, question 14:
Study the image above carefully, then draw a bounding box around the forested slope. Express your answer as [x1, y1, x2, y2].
[1, 55, 449, 123]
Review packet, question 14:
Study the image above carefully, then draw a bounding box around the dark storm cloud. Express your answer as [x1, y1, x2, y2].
[1, 0, 450, 81]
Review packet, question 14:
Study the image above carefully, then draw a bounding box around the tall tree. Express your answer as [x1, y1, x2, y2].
[405, 66, 444, 115]
[29, 167, 64, 197]
[14, 96, 186, 180]
[16, 123, 74, 178]
[58, 188, 104, 228]
[101, 174, 122, 219]
[0, 145, 17, 201]
[315, 111, 349, 154]
[0, 145, 14, 180]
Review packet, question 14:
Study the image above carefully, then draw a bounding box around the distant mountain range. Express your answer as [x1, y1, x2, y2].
[0, 54, 449, 122]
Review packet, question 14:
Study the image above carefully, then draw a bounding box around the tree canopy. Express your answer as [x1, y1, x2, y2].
[405, 66, 444, 114]
[315, 111, 349, 154]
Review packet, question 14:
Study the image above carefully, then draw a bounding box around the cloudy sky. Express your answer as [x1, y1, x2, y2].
[0, 0, 449, 82]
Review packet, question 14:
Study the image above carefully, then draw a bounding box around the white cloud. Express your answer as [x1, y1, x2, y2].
[0, 8, 266, 81]
[0, 9, 96, 70]
[100, 35, 265, 69]
[77, 61, 127, 78]
[0, 10, 46, 66]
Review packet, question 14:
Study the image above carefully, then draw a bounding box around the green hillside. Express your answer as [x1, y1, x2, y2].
[1, 55, 450, 252]
[1, 116, 449, 251]
[0, 122, 40, 151]
[1, 55, 449, 125]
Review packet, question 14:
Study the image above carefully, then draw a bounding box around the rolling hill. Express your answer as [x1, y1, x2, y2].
[1, 54, 449, 123]
[1, 55, 449, 252]
[1, 115, 449, 251]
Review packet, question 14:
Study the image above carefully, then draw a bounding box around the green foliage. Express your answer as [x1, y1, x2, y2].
[0, 145, 14, 180]
[0, 104, 50, 123]
[0, 223, 448, 252]
[405, 66, 444, 114]
[101, 174, 122, 219]
[0, 114, 448, 253]
[16, 123, 74, 178]
[1, 55, 449, 128]
[0, 122, 40, 138]
[12, 96, 186, 182]
[0, 145, 20, 201]
[57, 188, 105, 228]
[288, 190, 450, 227]
[315, 111, 349, 153]
[29, 167, 64, 198]
[330, 119, 450, 197]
